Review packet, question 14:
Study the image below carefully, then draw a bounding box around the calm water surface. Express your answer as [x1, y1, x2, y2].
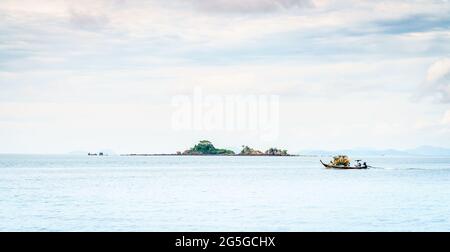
[1, 155, 449, 231]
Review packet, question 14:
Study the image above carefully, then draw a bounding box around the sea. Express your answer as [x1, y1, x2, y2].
[1, 154, 449, 231]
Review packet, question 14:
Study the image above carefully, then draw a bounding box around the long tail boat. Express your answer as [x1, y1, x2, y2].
[320, 160, 368, 169]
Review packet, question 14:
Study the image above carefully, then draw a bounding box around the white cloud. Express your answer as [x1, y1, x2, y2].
[442, 110, 450, 125]
[68, 10, 110, 30]
[186, 0, 314, 13]
[420, 58, 450, 103]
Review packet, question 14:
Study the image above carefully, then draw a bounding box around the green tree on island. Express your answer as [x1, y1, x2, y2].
[183, 140, 235, 155]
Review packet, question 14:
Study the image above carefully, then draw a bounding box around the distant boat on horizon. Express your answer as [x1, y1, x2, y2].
[88, 152, 106, 156]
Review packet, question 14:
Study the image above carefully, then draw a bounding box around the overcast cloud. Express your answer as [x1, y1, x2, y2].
[0, 0, 449, 153]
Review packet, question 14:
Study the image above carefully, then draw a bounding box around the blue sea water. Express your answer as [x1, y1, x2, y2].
[0, 154, 449, 231]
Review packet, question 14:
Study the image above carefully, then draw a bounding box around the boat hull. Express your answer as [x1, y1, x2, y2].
[320, 160, 368, 169]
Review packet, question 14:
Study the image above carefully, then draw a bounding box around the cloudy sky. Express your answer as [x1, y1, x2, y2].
[0, 0, 449, 154]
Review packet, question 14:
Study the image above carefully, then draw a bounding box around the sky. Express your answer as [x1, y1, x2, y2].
[0, 0, 449, 154]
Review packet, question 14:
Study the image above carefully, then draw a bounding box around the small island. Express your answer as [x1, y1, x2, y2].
[239, 145, 289, 156]
[180, 140, 292, 156]
[121, 140, 295, 156]
[181, 140, 235, 155]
